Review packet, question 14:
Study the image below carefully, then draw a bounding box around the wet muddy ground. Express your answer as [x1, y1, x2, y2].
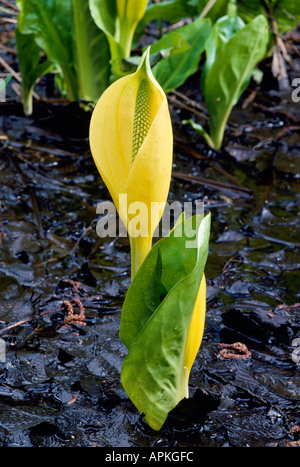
[0, 16, 299, 447]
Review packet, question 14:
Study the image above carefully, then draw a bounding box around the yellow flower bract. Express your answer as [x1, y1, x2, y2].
[89, 48, 173, 274]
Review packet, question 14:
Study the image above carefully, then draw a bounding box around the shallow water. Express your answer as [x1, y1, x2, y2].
[0, 56, 300, 447]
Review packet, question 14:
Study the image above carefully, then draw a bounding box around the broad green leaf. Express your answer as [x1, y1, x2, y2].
[89, 0, 123, 68]
[204, 14, 269, 150]
[17, 0, 78, 100]
[136, 0, 199, 37]
[72, 0, 111, 101]
[17, 0, 110, 105]
[236, 0, 300, 34]
[15, 28, 53, 115]
[150, 18, 211, 94]
[120, 213, 211, 430]
[272, 0, 300, 33]
[201, 14, 245, 91]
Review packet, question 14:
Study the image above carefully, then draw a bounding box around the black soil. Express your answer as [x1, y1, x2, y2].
[0, 13, 299, 447]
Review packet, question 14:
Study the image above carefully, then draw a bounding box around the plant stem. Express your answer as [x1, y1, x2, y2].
[119, 17, 135, 58]
[130, 235, 153, 278]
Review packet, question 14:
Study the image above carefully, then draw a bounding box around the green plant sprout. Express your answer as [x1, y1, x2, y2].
[184, 13, 269, 150]
[89, 49, 211, 430]
[0, 72, 13, 95]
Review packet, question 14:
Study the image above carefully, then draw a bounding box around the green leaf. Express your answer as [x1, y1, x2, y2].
[150, 18, 211, 94]
[88, 0, 131, 79]
[89, 0, 122, 66]
[136, 0, 199, 37]
[120, 212, 211, 431]
[17, 0, 78, 100]
[0, 72, 13, 93]
[72, 0, 111, 101]
[235, 0, 300, 34]
[201, 14, 245, 92]
[16, 0, 110, 105]
[204, 14, 269, 150]
[15, 28, 53, 115]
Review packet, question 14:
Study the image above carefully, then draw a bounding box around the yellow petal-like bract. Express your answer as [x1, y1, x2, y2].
[117, 0, 148, 27]
[184, 274, 206, 396]
[89, 48, 173, 275]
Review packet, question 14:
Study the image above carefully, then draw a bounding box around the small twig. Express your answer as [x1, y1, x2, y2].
[0, 17, 17, 23]
[177, 144, 249, 189]
[172, 89, 207, 114]
[222, 256, 241, 274]
[0, 319, 32, 335]
[0, 43, 17, 55]
[168, 94, 208, 122]
[0, 5, 18, 15]
[6, 148, 45, 238]
[274, 125, 300, 140]
[0, 0, 20, 11]
[199, 0, 217, 19]
[172, 171, 253, 196]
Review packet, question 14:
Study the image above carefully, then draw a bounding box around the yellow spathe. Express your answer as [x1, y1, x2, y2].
[184, 274, 206, 396]
[89, 48, 173, 275]
[116, 0, 148, 26]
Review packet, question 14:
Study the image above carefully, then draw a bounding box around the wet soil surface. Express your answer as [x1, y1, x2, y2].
[0, 19, 300, 447]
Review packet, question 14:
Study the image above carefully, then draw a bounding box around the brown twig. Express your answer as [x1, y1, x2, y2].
[172, 171, 253, 196]
[0, 0, 20, 11]
[5, 148, 45, 238]
[177, 143, 249, 189]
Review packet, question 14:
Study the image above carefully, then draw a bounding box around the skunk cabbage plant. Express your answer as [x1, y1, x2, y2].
[16, 0, 110, 115]
[89, 48, 173, 277]
[90, 47, 210, 431]
[184, 14, 269, 150]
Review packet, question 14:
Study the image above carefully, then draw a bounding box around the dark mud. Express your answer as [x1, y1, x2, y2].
[0, 20, 299, 447]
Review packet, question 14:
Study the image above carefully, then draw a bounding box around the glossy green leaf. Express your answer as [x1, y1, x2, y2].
[201, 14, 245, 91]
[89, 0, 123, 68]
[15, 28, 53, 116]
[204, 14, 269, 150]
[17, 0, 78, 100]
[17, 0, 110, 107]
[89, 0, 148, 79]
[236, 0, 300, 34]
[136, 0, 198, 36]
[120, 212, 211, 430]
[72, 0, 111, 101]
[150, 18, 211, 94]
